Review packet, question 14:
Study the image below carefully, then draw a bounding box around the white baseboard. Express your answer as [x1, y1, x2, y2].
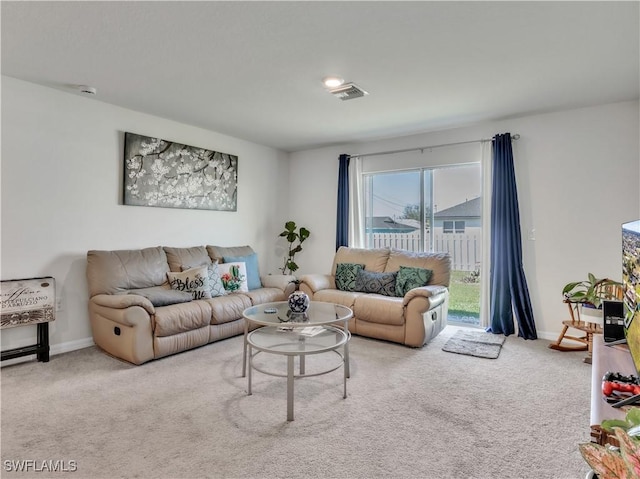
[1, 330, 559, 368]
[1, 337, 95, 368]
[536, 330, 558, 341]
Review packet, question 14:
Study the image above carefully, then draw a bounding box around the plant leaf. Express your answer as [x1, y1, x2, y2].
[627, 425, 640, 438]
[579, 442, 633, 479]
[626, 408, 640, 427]
[299, 228, 310, 241]
[286, 232, 298, 243]
[285, 221, 296, 232]
[615, 427, 640, 477]
[568, 291, 588, 302]
[563, 281, 583, 295]
[602, 419, 631, 432]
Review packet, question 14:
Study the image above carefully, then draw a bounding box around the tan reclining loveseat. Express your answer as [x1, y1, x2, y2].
[86, 245, 295, 365]
[299, 247, 451, 347]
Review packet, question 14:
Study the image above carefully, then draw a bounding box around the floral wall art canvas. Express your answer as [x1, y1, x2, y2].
[123, 132, 238, 211]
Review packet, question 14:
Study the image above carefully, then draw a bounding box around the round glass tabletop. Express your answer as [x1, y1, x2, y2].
[243, 301, 352, 327]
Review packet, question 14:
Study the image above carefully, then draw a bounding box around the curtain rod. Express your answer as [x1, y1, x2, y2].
[351, 133, 520, 159]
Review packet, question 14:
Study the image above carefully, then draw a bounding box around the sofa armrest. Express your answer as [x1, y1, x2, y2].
[403, 286, 449, 347]
[91, 293, 155, 315]
[298, 274, 334, 293]
[88, 299, 155, 365]
[260, 274, 297, 292]
[403, 285, 448, 307]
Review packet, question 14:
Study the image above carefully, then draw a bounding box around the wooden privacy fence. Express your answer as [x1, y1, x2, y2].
[369, 232, 480, 271]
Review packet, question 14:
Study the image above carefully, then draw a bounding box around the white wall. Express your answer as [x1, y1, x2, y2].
[1, 77, 290, 355]
[3, 76, 637, 353]
[290, 100, 640, 339]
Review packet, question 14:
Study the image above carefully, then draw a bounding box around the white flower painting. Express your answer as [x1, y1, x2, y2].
[123, 132, 238, 211]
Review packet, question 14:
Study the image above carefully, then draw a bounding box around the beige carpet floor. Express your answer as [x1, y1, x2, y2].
[1, 325, 592, 479]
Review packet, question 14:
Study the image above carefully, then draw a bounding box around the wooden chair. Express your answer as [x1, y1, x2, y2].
[548, 283, 624, 364]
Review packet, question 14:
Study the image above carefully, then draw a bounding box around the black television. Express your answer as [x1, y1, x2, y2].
[622, 219, 640, 374]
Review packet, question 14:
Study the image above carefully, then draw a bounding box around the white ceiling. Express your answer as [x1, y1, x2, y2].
[2, 1, 638, 152]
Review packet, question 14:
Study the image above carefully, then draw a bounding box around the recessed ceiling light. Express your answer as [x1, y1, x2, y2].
[322, 76, 344, 88]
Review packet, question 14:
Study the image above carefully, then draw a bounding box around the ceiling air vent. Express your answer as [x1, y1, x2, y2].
[328, 83, 369, 101]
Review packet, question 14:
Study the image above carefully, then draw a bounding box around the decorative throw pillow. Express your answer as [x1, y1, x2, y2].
[128, 287, 193, 307]
[354, 270, 398, 297]
[223, 253, 262, 290]
[218, 262, 249, 293]
[395, 266, 433, 297]
[182, 261, 227, 298]
[207, 261, 228, 297]
[335, 263, 365, 292]
[167, 265, 211, 300]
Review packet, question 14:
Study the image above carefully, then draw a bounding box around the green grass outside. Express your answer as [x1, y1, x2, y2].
[448, 270, 480, 317]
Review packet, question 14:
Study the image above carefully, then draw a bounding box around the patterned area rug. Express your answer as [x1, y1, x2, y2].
[442, 329, 507, 359]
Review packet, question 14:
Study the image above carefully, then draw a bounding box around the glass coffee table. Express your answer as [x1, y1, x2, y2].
[242, 301, 353, 421]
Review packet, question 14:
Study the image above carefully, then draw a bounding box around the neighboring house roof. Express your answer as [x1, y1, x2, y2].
[366, 217, 418, 232]
[435, 197, 481, 219]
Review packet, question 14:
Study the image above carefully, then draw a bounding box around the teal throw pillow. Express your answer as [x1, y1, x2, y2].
[395, 266, 433, 297]
[223, 253, 261, 290]
[354, 270, 398, 297]
[335, 263, 365, 292]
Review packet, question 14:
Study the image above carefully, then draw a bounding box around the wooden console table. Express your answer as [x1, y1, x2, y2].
[1, 277, 55, 363]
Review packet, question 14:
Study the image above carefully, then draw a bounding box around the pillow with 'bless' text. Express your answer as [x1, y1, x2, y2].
[167, 265, 211, 300]
[181, 261, 227, 298]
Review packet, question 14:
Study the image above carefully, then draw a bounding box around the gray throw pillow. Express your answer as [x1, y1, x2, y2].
[129, 288, 193, 307]
[354, 270, 398, 297]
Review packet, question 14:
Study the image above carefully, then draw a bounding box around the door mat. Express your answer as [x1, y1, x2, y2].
[442, 329, 506, 359]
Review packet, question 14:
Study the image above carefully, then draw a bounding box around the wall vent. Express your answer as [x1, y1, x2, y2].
[328, 83, 369, 101]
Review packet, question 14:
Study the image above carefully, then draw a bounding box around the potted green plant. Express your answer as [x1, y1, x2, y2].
[278, 221, 310, 275]
[563, 274, 622, 309]
[562, 274, 622, 326]
[580, 407, 640, 478]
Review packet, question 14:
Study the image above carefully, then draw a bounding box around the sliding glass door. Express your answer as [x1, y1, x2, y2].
[363, 163, 481, 325]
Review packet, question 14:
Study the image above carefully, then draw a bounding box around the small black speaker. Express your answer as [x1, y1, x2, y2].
[603, 300, 626, 342]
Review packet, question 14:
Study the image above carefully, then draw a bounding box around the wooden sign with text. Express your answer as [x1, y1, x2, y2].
[1, 277, 55, 329]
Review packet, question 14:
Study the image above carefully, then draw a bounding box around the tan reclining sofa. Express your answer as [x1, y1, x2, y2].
[86, 245, 295, 365]
[299, 247, 450, 347]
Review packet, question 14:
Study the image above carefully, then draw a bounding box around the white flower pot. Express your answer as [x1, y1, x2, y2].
[580, 304, 603, 327]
